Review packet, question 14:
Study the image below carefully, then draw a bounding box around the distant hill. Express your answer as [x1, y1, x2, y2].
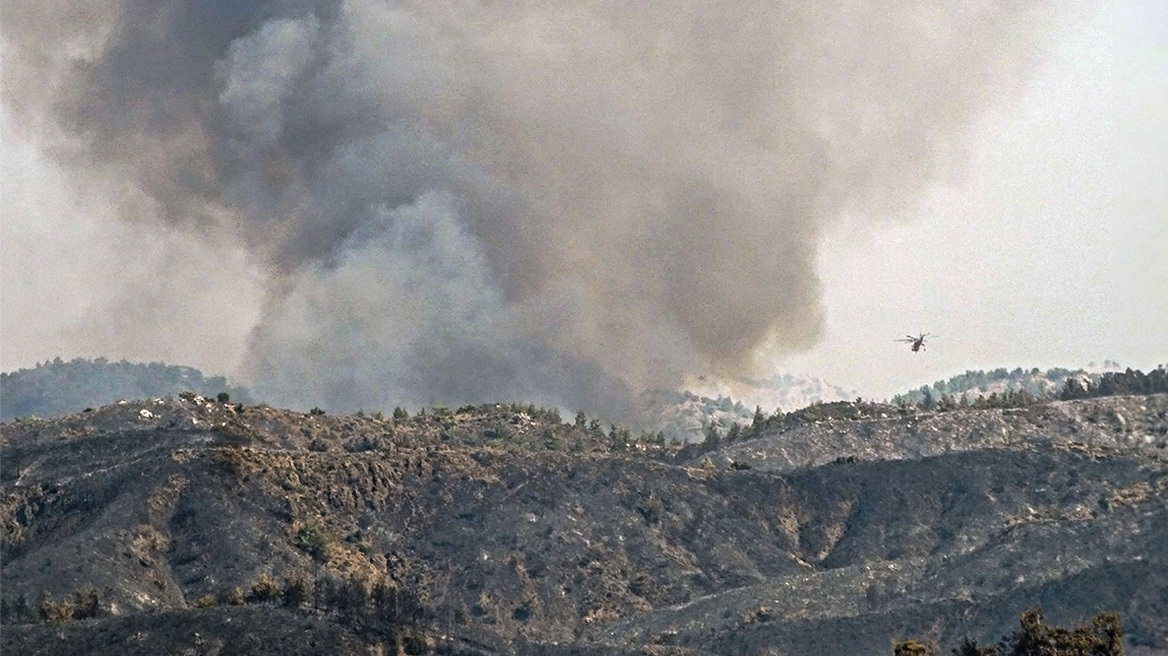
[686, 372, 859, 413]
[643, 373, 858, 442]
[0, 358, 252, 421]
[891, 364, 1123, 406]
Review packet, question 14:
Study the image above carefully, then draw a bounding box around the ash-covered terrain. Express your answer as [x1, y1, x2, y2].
[2, 393, 1167, 655]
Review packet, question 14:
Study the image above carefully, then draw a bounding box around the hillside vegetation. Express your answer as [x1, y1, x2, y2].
[891, 365, 1116, 406]
[893, 365, 1167, 408]
[3, 378, 1167, 654]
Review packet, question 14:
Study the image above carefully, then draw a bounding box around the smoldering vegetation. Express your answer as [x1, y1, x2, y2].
[2, 1, 1069, 417]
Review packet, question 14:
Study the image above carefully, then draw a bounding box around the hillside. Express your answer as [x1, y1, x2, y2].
[890, 365, 1123, 406]
[0, 358, 253, 422]
[3, 392, 1167, 655]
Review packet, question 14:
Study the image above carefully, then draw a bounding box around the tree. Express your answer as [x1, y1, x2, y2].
[282, 576, 312, 608]
[920, 387, 936, 410]
[1061, 378, 1088, 400]
[726, 423, 741, 442]
[703, 423, 722, 449]
[750, 405, 765, 432]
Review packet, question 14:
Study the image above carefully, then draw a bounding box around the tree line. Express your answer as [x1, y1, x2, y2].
[1060, 367, 1168, 401]
[895, 608, 1123, 656]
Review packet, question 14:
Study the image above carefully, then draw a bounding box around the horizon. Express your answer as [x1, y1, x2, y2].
[3, 354, 1162, 414]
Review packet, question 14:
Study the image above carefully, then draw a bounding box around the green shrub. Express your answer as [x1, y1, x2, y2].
[295, 521, 332, 562]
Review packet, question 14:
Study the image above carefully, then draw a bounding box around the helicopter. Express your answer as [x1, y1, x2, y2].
[897, 333, 932, 353]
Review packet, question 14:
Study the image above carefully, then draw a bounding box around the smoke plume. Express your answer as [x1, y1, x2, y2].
[2, 1, 1064, 417]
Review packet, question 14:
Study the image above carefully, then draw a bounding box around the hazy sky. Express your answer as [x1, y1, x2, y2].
[1, 1, 1164, 405]
[780, 0, 1167, 397]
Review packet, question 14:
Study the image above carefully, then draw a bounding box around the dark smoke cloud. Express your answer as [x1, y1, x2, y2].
[3, 1, 1066, 416]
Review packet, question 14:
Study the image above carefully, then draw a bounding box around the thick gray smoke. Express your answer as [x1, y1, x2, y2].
[3, 1, 1063, 417]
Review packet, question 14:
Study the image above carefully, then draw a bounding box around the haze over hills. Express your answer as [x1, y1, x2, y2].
[3, 380, 1167, 655]
[0, 358, 253, 422]
[643, 373, 859, 442]
[7, 357, 1159, 444]
[0, 358, 857, 442]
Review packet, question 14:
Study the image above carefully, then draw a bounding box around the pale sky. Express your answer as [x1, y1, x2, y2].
[1, 1, 1164, 403]
[779, 0, 1167, 397]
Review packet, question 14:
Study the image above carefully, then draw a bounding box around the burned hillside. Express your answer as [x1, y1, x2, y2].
[2, 392, 1167, 655]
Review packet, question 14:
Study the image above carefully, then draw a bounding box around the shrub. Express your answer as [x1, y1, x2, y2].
[249, 573, 281, 604]
[400, 629, 429, 655]
[71, 589, 100, 619]
[295, 521, 332, 562]
[0, 594, 32, 624]
[195, 594, 216, 609]
[36, 591, 81, 623]
[52, 598, 75, 623]
[227, 587, 245, 606]
[893, 640, 936, 656]
[282, 576, 311, 608]
[38, 592, 55, 623]
[217, 392, 230, 403]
